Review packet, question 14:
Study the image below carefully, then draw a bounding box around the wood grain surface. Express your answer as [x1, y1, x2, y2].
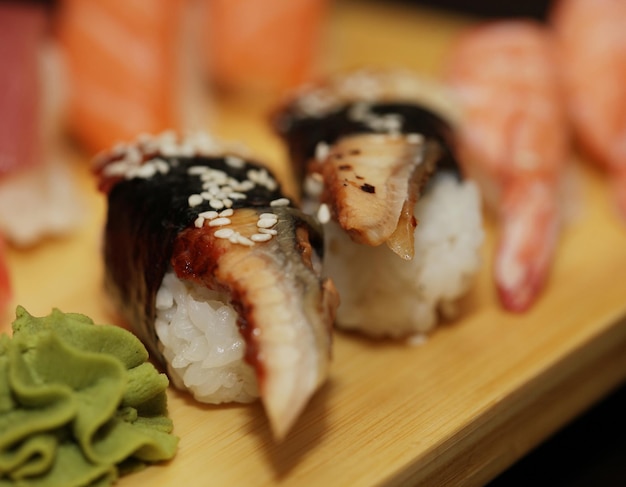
[3, 1, 626, 486]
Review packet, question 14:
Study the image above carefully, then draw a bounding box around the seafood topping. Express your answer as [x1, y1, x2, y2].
[274, 101, 459, 177]
[446, 21, 569, 312]
[96, 132, 338, 438]
[274, 100, 459, 259]
[319, 132, 439, 259]
[172, 207, 337, 438]
[551, 0, 626, 221]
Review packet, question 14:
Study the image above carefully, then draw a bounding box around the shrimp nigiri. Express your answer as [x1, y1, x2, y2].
[551, 0, 626, 221]
[446, 21, 570, 312]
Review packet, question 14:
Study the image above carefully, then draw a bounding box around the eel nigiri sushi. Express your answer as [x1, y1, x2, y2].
[272, 69, 484, 339]
[95, 131, 338, 439]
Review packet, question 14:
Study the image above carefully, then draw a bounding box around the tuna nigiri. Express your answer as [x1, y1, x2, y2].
[0, 1, 82, 311]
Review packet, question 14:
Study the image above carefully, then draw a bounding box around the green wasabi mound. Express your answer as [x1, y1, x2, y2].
[0, 307, 179, 487]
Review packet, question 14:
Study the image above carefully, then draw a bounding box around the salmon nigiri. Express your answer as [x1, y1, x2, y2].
[204, 0, 329, 96]
[57, 0, 199, 154]
[446, 21, 570, 312]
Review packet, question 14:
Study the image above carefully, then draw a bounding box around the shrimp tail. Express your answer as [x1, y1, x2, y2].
[495, 179, 560, 312]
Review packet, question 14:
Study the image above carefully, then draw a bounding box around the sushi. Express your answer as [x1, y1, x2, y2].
[551, 0, 626, 221]
[272, 69, 484, 339]
[203, 0, 329, 95]
[0, 1, 81, 247]
[95, 131, 338, 439]
[0, 1, 82, 312]
[445, 21, 570, 312]
[56, 0, 207, 154]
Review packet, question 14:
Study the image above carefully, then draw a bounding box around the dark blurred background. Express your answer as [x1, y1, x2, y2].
[399, 0, 551, 19]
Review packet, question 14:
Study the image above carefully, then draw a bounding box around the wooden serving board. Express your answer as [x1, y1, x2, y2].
[4, 2, 626, 486]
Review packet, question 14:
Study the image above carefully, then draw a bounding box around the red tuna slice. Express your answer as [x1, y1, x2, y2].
[0, 3, 46, 176]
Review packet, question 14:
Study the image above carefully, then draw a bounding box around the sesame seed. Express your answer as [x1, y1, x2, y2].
[188, 165, 208, 175]
[304, 173, 324, 197]
[160, 141, 179, 157]
[209, 199, 224, 209]
[246, 169, 260, 183]
[251, 233, 272, 242]
[315, 142, 330, 161]
[194, 216, 205, 228]
[188, 194, 203, 207]
[348, 101, 369, 121]
[214, 228, 234, 239]
[258, 228, 278, 235]
[238, 180, 255, 191]
[257, 217, 277, 229]
[259, 213, 277, 219]
[153, 158, 170, 174]
[245, 169, 277, 191]
[225, 155, 245, 168]
[209, 217, 231, 227]
[236, 235, 255, 246]
[219, 209, 234, 217]
[199, 210, 218, 219]
[223, 198, 233, 208]
[135, 163, 157, 178]
[264, 178, 278, 191]
[406, 133, 424, 144]
[102, 161, 130, 177]
[317, 203, 331, 224]
[125, 146, 142, 165]
[270, 198, 290, 207]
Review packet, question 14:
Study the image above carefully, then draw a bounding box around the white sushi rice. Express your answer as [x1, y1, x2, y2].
[154, 271, 259, 403]
[323, 173, 483, 339]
